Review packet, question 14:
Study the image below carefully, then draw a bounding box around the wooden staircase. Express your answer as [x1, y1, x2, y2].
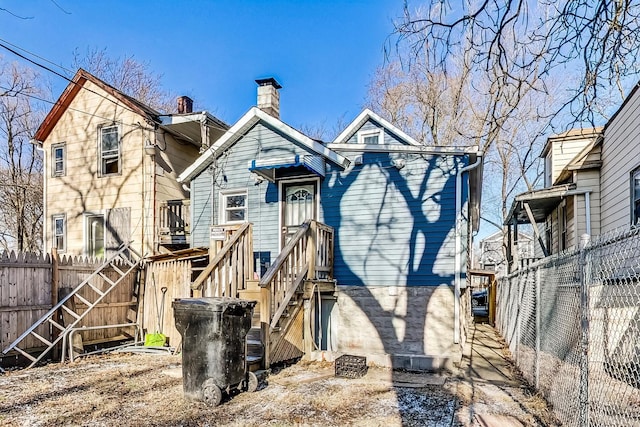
[190, 220, 335, 369]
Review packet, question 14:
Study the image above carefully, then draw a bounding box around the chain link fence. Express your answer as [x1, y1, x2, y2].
[497, 227, 640, 427]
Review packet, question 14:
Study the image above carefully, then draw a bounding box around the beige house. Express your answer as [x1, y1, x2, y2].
[33, 69, 227, 257]
[505, 128, 602, 269]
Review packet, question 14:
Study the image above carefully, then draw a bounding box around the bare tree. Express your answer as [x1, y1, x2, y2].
[395, 1, 640, 128]
[72, 47, 176, 113]
[0, 58, 46, 252]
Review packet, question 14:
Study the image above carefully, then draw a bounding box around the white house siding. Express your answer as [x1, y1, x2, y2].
[44, 80, 147, 256]
[574, 169, 601, 241]
[550, 136, 594, 185]
[601, 89, 640, 233]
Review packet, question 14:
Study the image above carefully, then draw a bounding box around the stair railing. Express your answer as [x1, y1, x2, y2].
[259, 220, 334, 366]
[191, 222, 253, 297]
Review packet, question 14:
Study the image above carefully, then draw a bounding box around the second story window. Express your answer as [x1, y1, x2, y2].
[99, 124, 120, 176]
[632, 167, 640, 225]
[52, 143, 65, 177]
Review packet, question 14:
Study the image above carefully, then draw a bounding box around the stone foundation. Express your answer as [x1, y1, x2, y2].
[328, 285, 462, 372]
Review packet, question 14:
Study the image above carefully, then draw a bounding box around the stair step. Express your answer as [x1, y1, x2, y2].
[247, 355, 262, 364]
[247, 328, 262, 341]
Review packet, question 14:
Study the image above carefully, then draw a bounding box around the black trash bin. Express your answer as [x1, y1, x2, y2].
[173, 297, 258, 406]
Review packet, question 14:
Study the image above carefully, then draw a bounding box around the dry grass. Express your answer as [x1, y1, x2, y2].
[0, 350, 559, 426]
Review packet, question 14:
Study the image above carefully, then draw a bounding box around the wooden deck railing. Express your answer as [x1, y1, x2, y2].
[191, 222, 253, 297]
[259, 220, 334, 366]
[158, 199, 190, 245]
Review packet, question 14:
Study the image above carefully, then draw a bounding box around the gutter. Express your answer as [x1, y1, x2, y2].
[454, 153, 483, 344]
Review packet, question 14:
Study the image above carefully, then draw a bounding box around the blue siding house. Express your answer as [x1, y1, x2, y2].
[178, 79, 483, 371]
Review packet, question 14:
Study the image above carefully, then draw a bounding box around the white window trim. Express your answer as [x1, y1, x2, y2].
[277, 177, 320, 250]
[98, 123, 121, 177]
[52, 142, 66, 177]
[632, 167, 640, 226]
[52, 214, 66, 253]
[357, 128, 384, 145]
[84, 212, 106, 257]
[219, 189, 248, 224]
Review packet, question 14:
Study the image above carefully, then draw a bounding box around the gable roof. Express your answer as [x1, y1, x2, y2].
[178, 107, 350, 183]
[333, 108, 421, 145]
[33, 69, 161, 143]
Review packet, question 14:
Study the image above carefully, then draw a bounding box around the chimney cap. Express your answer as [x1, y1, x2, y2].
[255, 77, 282, 89]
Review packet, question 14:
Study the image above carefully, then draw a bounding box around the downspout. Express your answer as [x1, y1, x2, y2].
[454, 153, 482, 344]
[33, 142, 46, 252]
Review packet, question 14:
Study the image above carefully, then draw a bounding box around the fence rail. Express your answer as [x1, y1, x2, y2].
[498, 228, 640, 427]
[0, 251, 137, 360]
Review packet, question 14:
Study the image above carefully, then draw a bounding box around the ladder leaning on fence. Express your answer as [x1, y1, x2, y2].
[2, 242, 142, 368]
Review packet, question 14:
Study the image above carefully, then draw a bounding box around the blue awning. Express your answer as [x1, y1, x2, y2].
[248, 155, 325, 182]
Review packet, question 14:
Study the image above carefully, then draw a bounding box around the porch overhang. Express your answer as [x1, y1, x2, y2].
[248, 155, 325, 182]
[505, 183, 577, 225]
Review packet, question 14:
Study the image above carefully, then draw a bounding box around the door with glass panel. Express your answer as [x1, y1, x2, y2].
[282, 181, 317, 246]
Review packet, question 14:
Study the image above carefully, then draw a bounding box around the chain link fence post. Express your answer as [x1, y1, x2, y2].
[535, 265, 541, 389]
[579, 234, 591, 427]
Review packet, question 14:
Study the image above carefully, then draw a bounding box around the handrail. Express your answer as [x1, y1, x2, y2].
[259, 221, 311, 287]
[191, 222, 252, 291]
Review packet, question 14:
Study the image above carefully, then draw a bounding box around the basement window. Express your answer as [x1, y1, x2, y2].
[99, 124, 120, 176]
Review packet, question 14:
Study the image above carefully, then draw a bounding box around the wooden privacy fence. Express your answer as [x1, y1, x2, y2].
[0, 252, 52, 354]
[0, 251, 138, 358]
[142, 259, 192, 347]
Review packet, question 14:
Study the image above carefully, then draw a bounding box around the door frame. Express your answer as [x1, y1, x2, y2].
[278, 176, 321, 251]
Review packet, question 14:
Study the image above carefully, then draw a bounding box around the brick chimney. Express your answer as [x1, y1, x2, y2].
[255, 78, 282, 119]
[177, 96, 193, 114]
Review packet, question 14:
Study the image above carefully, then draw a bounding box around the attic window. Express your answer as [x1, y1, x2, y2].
[357, 128, 384, 145]
[99, 124, 120, 176]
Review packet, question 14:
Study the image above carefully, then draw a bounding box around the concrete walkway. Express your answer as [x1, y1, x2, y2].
[453, 323, 557, 426]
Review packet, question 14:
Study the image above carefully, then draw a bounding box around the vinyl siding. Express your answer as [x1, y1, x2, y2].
[550, 137, 593, 185]
[190, 121, 318, 255]
[345, 119, 404, 145]
[44, 80, 148, 256]
[190, 171, 213, 247]
[190, 118, 471, 288]
[601, 88, 640, 233]
[575, 169, 601, 240]
[323, 149, 468, 287]
[42, 79, 202, 256]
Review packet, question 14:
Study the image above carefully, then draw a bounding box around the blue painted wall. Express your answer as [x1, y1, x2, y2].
[190, 116, 470, 287]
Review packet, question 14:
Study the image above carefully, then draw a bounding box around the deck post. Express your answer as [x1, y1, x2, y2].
[260, 285, 271, 369]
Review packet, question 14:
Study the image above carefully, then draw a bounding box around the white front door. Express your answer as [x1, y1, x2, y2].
[282, 181, 317, 245]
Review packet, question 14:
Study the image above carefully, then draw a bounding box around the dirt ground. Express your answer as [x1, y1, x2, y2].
[0, 349, 557, 427]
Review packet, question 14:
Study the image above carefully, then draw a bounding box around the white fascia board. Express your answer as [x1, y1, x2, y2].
[178, 109, 260, 183]
[326, 143, 478, 156]
[333, 108, 421, 146]
[178, 107, 350, 183]
[251, 108, 349, 168]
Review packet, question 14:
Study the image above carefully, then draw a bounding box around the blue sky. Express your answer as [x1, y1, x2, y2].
[1, 0, 402, 134]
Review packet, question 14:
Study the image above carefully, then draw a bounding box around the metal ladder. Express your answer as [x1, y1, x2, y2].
[2, 243, 143, 368]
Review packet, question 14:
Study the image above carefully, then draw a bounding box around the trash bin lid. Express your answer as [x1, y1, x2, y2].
[172, 297, 256, 312]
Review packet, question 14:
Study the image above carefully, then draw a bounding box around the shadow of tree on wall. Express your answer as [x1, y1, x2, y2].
[323, 151, 467, 423]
